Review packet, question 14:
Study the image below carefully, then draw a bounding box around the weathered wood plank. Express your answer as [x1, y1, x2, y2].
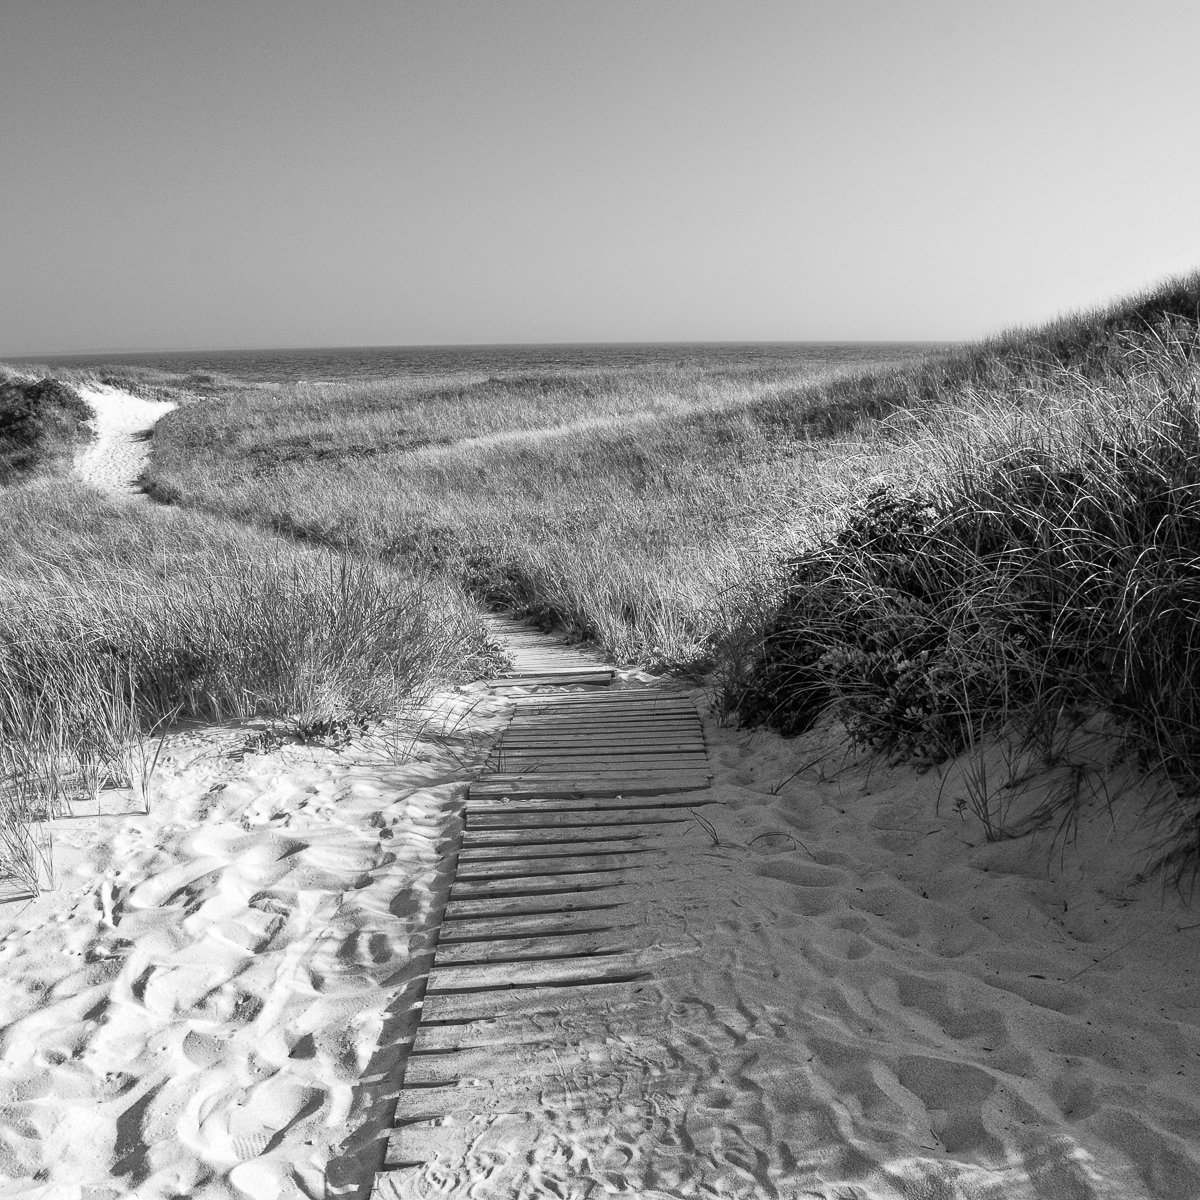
[433, 929, 634, 966]
[507, 714, 696, 727]
[442, 891, 633, 924]
[450, 870, 634, 901]
[489, 675, 613, 688]
[496, 734, 704, 749]
[459, 827, 649, 847]
[468, 775, 711, 799]
[457, 837, 656, 861]
[454, 851, 651, 879]
[426, 949, 646, 994]
[463, 808, 693, 829]
[487, 755, 709, 773]
[438, 910, 631, 941]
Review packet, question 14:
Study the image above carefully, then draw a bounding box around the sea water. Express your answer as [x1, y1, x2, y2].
[13, 341, 944, 385]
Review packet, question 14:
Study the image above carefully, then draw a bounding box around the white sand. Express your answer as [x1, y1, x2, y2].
[73, 385, 176, 495]
[1, 666, 1198, 1196]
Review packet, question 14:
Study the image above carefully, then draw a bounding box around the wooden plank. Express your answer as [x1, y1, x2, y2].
[450, 871, 633, 901]
[487, 755, 709, 772]
[442, 890, 633, 922]
[459, 827, 649, 847]
[467, 790, 710, 810]
[491, 742, 705, 754]
[463, 809, 692, 830]
[454, 851, 650, 879]
[438, 911, 632, 941]
[464, 811, 692, 833]
[403, 1032, 662, 1086]
[427, 949, 645, 993]
[433, 929, 634, 966]
[457, 837, 656, 861]
[507, 714, 696, 727]
[496, 735, 704, 749]
[468, 776, 711, 799]
[418, 976, 651, 1023]
[489, 675, 613, 689]
[508, 697, 693, 712]
[497, 665, 614, 678]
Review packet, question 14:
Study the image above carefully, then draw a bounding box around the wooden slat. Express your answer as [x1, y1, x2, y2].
[512, 699, 687, 709]
[454, 851, 651, 879]
[426, 949, 645, 994]
[474, 775, 711, 791]
[403, 1032, 661, 1086]
[467, 790, 711, 810]
[489, 743, 704, 758]
[449, 870, 634, 901]
[489, 676, 613, 689]
[433, 929, 634, 966]
[507, 714, 695, 727]
[442, 891, 632, 923]
[496, 735, 704, 749]
[463, 809, 692, 829]
[459, 827, 648, 847]
[438, 911, 631, 940]
[457, 837, 656, 861]
[418, 976, 652, 1023]
[488, 755, 709, 772]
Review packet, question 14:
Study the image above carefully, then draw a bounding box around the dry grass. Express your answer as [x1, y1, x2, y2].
[128, 269, 1200, 875]
[0, 480, 499, 891]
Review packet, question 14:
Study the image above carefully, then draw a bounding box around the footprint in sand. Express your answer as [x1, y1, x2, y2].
[895, 1054, 1001, 1157]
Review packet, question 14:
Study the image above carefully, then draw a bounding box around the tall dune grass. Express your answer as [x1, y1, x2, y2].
[0, 481, 498, 891]
[732, 320, 1200, 880]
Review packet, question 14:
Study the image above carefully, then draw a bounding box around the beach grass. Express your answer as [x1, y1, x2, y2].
[0, 479, 499, 890]
[136, 270, 1200, 876]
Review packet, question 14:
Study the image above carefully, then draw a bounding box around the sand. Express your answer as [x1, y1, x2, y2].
[0, 696, 510, 1199]
[73, 384, 176, 495]
[1, 669, 1198, 1197]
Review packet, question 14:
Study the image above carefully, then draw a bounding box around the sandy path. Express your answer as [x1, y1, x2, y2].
[73, 384, 176, 494]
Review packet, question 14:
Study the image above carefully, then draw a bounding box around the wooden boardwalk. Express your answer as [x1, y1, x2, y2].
[370, 618, 711, 1196]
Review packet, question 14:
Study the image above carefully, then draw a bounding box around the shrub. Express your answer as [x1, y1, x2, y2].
[0, 374, 94, 482]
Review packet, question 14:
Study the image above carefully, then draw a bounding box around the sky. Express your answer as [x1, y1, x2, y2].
[2, 1, 1199, 354]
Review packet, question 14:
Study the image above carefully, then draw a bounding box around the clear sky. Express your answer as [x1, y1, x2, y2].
[3, 1, 1199, 353]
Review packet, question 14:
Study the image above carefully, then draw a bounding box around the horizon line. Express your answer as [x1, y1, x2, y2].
[5, 335, 956, 360]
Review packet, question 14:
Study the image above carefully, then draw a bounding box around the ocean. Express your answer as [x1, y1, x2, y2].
[11, 341, 946, 385]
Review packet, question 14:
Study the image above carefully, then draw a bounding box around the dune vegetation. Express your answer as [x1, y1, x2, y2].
[0, 368, 96, 483]
[138, 272, 1200, 879]
[0, 480, 499, 890]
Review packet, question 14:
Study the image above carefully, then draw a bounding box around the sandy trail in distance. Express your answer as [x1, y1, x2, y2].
[74, 384, 176, 495]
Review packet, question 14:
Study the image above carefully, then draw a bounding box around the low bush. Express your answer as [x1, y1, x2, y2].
[732, 321, 1200, 880]
[0, 372, 94, 482]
